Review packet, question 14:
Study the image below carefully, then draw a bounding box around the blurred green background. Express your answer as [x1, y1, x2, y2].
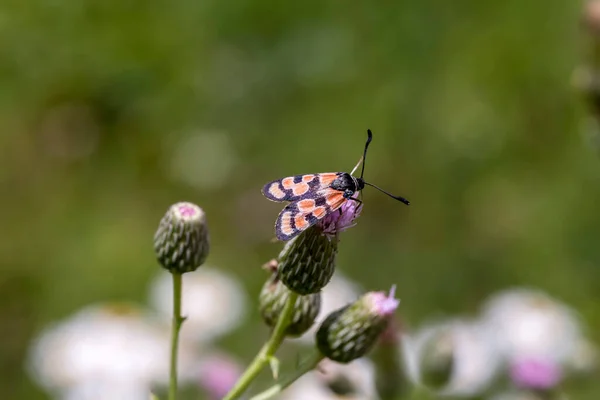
[2, 0, 598, 398]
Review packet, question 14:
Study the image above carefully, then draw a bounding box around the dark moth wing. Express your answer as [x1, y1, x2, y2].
[262, 173, 340, 202]
[274, 189, 348, 241]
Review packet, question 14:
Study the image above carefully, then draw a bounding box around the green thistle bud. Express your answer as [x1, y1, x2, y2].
[316, 286, 399, 363]
[277, 225, 338, 295]
[258, 261, 321, 336]
[154, 202, 210, 274]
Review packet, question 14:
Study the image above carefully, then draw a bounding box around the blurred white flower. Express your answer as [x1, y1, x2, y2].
[62, 380, 152, 400]
[277, 358, 377, 400]
[27, 303, 198, 398]
[403, 318, 502, 397]
[149, 267, 247, 345]
[564, 338, 598, 374]
[480, 288, 583, 367]
[168, 130, 237, 190]
[294, 272, 361, 345]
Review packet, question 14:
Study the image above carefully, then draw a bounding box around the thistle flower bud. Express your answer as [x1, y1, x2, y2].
[259, 261, 321, 336]
[277, 197, 362, 295]
[154, 202, 210, 274]
[277, 225, 338, 295]
[316, 286, 400, 363]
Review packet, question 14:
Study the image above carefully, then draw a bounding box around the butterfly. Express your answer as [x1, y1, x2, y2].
[262, 129, 410, 241]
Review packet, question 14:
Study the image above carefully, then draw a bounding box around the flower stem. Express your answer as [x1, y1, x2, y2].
[169, 272, 185, 400]
[249, 350, 324, 400]
[223, 292, 299, 400]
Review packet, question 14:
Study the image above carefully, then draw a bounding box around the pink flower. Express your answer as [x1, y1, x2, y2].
[510, 357, 562, 390]
[368, 285, 400, 317]
[197, 353, 243, 400]
[319, 196, 362, 237]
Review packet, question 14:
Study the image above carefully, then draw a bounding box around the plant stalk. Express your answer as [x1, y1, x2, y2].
[223, 292, 299, 400]
[169, 272, 185, 400]
[249, 350, 324, 400]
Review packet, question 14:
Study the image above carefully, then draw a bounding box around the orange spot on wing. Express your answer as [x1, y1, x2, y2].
[312, 206, 327, 219]
[326, 192, 346, 210]
[268, 183, 286, 199]
[298, 199, 316, 212]
[282, 177, 295, 189]
[318, 173, 338, 187]
[302, 174, 315, 182]
[292, 182, 309, 196]
[294, 214, 309, 230]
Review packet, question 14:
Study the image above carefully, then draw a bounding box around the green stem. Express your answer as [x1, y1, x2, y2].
[249, 350, 324, 400]
[169, 272, 185, 400]
[223, 292, 299, 400]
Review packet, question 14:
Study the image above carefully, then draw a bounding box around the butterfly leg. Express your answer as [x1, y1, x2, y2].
[343, 189, 363, 205]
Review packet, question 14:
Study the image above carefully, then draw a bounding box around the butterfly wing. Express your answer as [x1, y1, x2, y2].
[262, 173, 340, 202]
[275, 189, 348, 241]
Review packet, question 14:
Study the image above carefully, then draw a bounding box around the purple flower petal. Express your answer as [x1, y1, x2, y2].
[319, 194, 363, 237]
[510, 357, 562, 390]
[197, 354, 242, 399]
[368, 285, 400, 317]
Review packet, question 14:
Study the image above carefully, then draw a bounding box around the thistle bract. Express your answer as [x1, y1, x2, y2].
[259, 267, 321, 336]
[277, 226, 337, 295]
[154, 202, 210, 274]
[316, 286, 399, 363]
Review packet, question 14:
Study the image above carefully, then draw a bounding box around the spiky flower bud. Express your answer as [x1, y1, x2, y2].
[316, 286, 399, 363]
[259, 261, 321, 336]
[154, 202, 209, 274]
[278, 198, 362, 295]
[277, 226, 337, 295]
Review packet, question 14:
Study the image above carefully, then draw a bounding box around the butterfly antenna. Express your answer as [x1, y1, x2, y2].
[359, 129, 373, 180]
[350, 129, 373, 175]
[358, 130, 410, 205]
[350, 156, 363, 176]
[363, 181, 410, 205]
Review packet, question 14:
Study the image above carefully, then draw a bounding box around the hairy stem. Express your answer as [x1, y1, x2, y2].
[223, 292, 299, 400]
[249, 350, 324, 400]
[169, 273, 185, 400]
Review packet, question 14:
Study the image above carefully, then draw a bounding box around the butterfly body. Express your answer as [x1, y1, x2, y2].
[330, 172, 365, 199]
[262, 130, 410, 241]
